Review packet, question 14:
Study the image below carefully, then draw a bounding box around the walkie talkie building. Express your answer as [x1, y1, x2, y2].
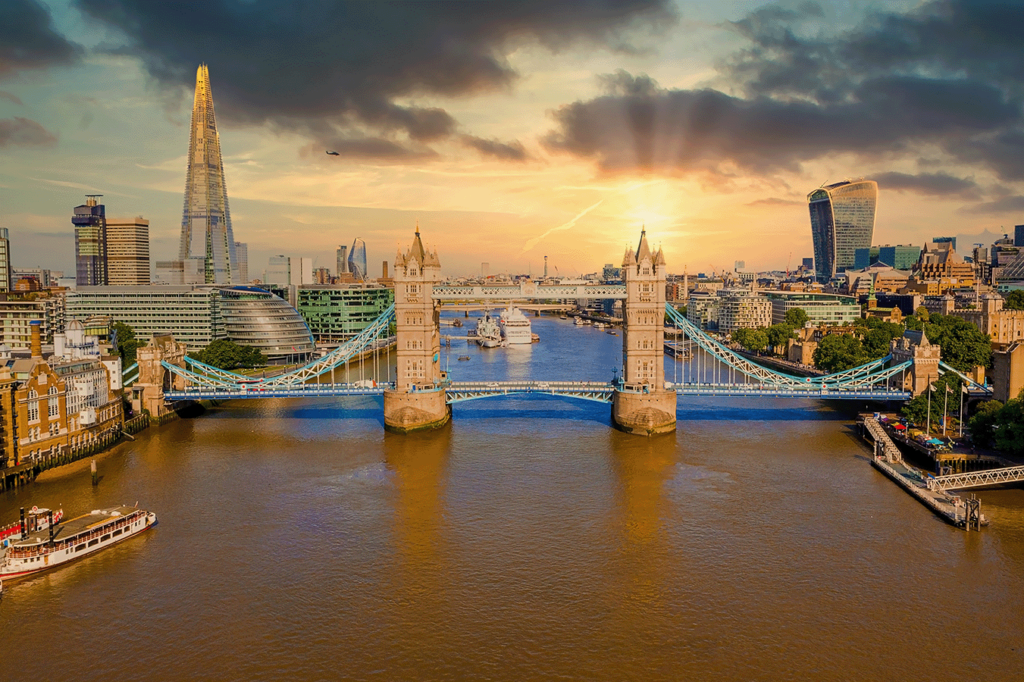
[179, 64, 239, 284]
[807, 179, 878, 282]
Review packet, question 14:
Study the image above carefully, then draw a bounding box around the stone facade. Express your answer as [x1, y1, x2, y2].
[384, 229, 449, 432]
[132, 334, 187, 419]
[890, 329, 941, 396]
[614, 229, 675, 435]
[992, 342, 1024, 403]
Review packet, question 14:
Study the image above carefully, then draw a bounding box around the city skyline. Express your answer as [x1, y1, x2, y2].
[1, 0, 1023, 278]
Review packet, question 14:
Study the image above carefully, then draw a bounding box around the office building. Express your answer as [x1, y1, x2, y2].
[802, 257, 814, 270]
[917, 241, 974, 289]
[336, 245, 349, 275]
[0, 295, 65, 350]
[265, 255, 290, 286]
[734, 260, 745, 271]
[66, 286, 314, 364]
[807, 179, 878, 281]
[764, 291, 860, 327]
[73, 195, 107, 286]
[0, 228, 11, 294]
[235, 242, 248, 283]
[105, 216, 150, 285]
[154, 258, 204, 285]
[348, 238, 367, 281]
[717, 290, 772, 334]
[296, 284, 395, 344]
[314, 267, 331, 284]
[178, 64, 239, 284]
[12, 268, 63, 289]
[290, 257, 313, 286]
[855, 244, 920, 271]
[481, 262, 490, 278]
[854, 247, 880, 270]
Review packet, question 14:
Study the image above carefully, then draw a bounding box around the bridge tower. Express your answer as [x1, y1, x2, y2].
[384, 227, 450, 432]
[613, 229, 676, 435]
[131, 334, 187, 421]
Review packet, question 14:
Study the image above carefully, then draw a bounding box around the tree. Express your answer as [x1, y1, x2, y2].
[900, 373, 961, 433]
[765, 323, 795, 355]
[994, 394, 1024, 456]
[924, 315, 992, 372]
[784, 308, 809, 328]
[743, 329, 769, 353]
[1004, 290, 1024, 310]
[812, 333, 866, 373]
[862, 322, 905, 359]
[191, 340, 267, 370]
[915, 306, 930, 323]
[968, 400, 1004, 447]
[112, 321, 141, 366]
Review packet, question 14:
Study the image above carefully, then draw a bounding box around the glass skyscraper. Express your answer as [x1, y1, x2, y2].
[807, 179, 878, 282]
[73, 195, 107, 286]
[179, 64, 239, 284]
[348, 238, 367, 281]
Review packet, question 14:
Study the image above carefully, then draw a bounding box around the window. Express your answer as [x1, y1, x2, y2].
[88, 539, 98, 547]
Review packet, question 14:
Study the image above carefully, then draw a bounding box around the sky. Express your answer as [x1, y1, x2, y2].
[1, 0, 1022, 280]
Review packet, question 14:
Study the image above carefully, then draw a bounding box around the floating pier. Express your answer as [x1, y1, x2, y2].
[862, 416, 986, 531]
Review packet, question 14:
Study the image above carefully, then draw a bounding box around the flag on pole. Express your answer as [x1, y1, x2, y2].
[929, 383, 936, 392]
[962, 383, 969, 394]
[946, 385, 953, 394]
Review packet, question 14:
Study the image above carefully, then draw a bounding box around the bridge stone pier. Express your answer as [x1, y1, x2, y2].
[384, 228, 451, 433]
[612, 230, 677, 436]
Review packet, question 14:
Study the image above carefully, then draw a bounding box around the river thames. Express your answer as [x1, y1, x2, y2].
[2, 314, 1023, 680]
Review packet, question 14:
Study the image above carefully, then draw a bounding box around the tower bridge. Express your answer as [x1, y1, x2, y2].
[129, 227, 970, 436]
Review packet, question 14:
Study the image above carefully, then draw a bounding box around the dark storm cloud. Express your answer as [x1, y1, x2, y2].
[0, 117, 58, 147]
[0, 0, 82, 79]
[544, 0, 1024, 181]
[873, 172, 980, 198]
[461, 135, 529, 162]
[543, 71, 1019, 174]
[75, 0, 673, 157]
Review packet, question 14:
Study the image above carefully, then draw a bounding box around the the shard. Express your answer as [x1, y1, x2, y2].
[179, 64, 239, 284]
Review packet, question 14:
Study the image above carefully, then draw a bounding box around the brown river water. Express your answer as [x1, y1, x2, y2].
[1, 315, 1022, 680]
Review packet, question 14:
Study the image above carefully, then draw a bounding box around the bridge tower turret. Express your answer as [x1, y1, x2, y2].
[613, 229, 676, 435]
[384, 227, 450, 432]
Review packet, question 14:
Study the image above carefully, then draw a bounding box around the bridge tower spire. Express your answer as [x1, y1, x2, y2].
[613, 228, 676, 435]
[384, 227, 450, 432]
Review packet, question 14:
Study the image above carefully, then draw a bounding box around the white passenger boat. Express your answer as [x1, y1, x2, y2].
[0, 505, 157, 580]
[500, 305, 532, 344]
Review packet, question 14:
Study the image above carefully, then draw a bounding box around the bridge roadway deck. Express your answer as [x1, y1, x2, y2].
[164, 381, 910, 402]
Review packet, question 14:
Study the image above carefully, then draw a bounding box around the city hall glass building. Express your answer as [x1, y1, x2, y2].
[807, 180, 878, 282]
[66, 286, 314, 364]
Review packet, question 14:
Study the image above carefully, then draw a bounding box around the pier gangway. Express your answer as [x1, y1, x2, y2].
[928, 465, 1024, 491]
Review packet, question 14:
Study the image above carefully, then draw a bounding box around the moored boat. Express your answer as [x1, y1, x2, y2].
[500, 305, 533, 344]
[474, 312, 502, 348]
[0, 505, 157, 580]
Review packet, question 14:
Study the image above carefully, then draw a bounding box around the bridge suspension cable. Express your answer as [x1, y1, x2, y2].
[664, 303, 909, 390]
